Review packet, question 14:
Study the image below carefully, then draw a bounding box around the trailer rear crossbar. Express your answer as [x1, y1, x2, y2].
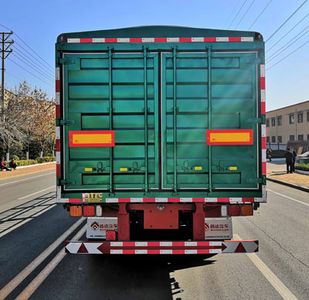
[65, 240, 258, 254]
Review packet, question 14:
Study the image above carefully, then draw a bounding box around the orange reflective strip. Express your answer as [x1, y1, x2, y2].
[69, 130, 115, 147]
[206, 129, 253, 145]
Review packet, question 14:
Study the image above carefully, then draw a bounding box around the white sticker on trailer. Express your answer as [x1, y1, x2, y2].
[86, 217, 117, 239]
[205, 217, 232, 240]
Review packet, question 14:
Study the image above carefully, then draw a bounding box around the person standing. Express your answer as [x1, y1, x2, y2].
[266, 148, 272, 162]
[291, 150, 297, 173]
[285, 148, 293, 174]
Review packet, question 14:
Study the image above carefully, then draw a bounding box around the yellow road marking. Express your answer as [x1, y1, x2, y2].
[0, 218, 84, 299]
[15, 224, 87, 299]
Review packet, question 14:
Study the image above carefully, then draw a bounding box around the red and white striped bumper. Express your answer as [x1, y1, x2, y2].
[65, 240, 258, 255]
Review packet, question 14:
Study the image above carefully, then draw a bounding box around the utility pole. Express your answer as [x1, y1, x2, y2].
[0, 31, 14, 122]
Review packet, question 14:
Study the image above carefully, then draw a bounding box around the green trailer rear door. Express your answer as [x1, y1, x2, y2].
[63, 53, 159, 191]
[161, 51, 258, 190]
[63, 49, 258, 192]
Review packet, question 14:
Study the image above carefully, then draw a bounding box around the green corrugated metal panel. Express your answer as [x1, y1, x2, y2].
[57, 26, 264, 198]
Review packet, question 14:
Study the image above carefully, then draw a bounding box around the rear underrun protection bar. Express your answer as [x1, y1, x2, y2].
[65, 240, 259, 254]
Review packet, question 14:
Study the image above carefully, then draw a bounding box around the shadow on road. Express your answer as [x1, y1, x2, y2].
[32, 254, 217, 300]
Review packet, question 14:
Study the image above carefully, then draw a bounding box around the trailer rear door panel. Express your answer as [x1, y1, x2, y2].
[63, 50, 259, 192]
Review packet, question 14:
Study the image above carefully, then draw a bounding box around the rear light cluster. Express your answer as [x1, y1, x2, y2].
[70, 205, 103, 217]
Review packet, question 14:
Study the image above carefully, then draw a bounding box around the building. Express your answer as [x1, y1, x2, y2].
[266, 100, 309, 148]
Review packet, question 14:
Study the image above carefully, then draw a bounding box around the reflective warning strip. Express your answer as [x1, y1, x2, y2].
[66, 36, 254, 43]
[110, 241, 220, 247]
[106, 197, 254, 204]
[56, 151, 61, 177]
[65, 240, 258, 254]
[55, 67, 60, 105]
[56, 127, 61, 181]
[62, 197, 255, 204]
[260, 64, 267, 177]
[261, 124, 267, 175]
[55, 127, 61, 151]
[69, 130, 115, 147]
[109, 249, 221, 254]
[260, 64, 266, 114]
[206, 129, 253, 145]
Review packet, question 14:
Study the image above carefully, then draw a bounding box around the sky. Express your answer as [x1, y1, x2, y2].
[1, 0, 308, 111]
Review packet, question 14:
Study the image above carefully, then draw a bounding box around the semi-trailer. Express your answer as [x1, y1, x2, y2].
[55, 26, 266, 255]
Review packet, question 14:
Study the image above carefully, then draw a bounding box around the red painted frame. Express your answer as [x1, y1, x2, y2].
[68, 130, 115, 148]
[206, 129, 254, 146]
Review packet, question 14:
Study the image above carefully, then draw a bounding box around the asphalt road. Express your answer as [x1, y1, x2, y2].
[0, 170, 55, 212]
[0, 172, 308, 300]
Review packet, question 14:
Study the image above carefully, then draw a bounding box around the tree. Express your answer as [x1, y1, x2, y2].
[0, 81, 55, 160]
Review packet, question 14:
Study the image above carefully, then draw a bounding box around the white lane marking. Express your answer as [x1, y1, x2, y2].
[0, 172, 54, 187]
[18, 186, 55, 200]
[0, 205, 56, 238]
[32, 205, 56, 218]
[0, 218, 85, 299]
[234, 234, 297, 300]
[16, 224, 87, 300]
[268, 189, 309, 208]
[0, 219, 32, 238]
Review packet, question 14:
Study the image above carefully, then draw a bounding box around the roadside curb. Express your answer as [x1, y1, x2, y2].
[295, 169, 309, 175]
[267, 177, 309, 193]
[17, 162, 55, 169]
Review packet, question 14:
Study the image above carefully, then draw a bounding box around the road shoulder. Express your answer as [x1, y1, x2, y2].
[0, 163, 55, 181]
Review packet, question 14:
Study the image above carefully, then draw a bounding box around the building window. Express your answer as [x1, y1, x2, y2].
[307, 111, 309, 122]
[277, 115, 282, 126]
[289, 114, 294, 124]
[271, 117, 276, 126]
[307, 134, 309, 141]
[278, 136, 282, 143]
[267, 136, 270, 143]
[266, 119, 270, 127]
[298, 135, 304, 141]
[298, 112, 303, 123]
[289, 135, 295, 141]
[271, 136, 276, 143]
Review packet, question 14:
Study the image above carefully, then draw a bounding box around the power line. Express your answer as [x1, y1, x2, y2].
[13, 46, 54, 78]
[6, 70, 27, 83]
[0, 23, 54, 70]
[266, 0, 308, 42]
[12, 50, 54, 81]
[235, 0, 256, 28]
[267, 26, 309, 62]
[228, 0, 249, 29]
[267, 12, 309, 51]
[248, 0, 273, 29]
[267, 40, 309, 70]
[13, 41, 54, 74]
[8, 58, 53, 87]
[15, 42, 54, 74]
[12, 47, 54, 80]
